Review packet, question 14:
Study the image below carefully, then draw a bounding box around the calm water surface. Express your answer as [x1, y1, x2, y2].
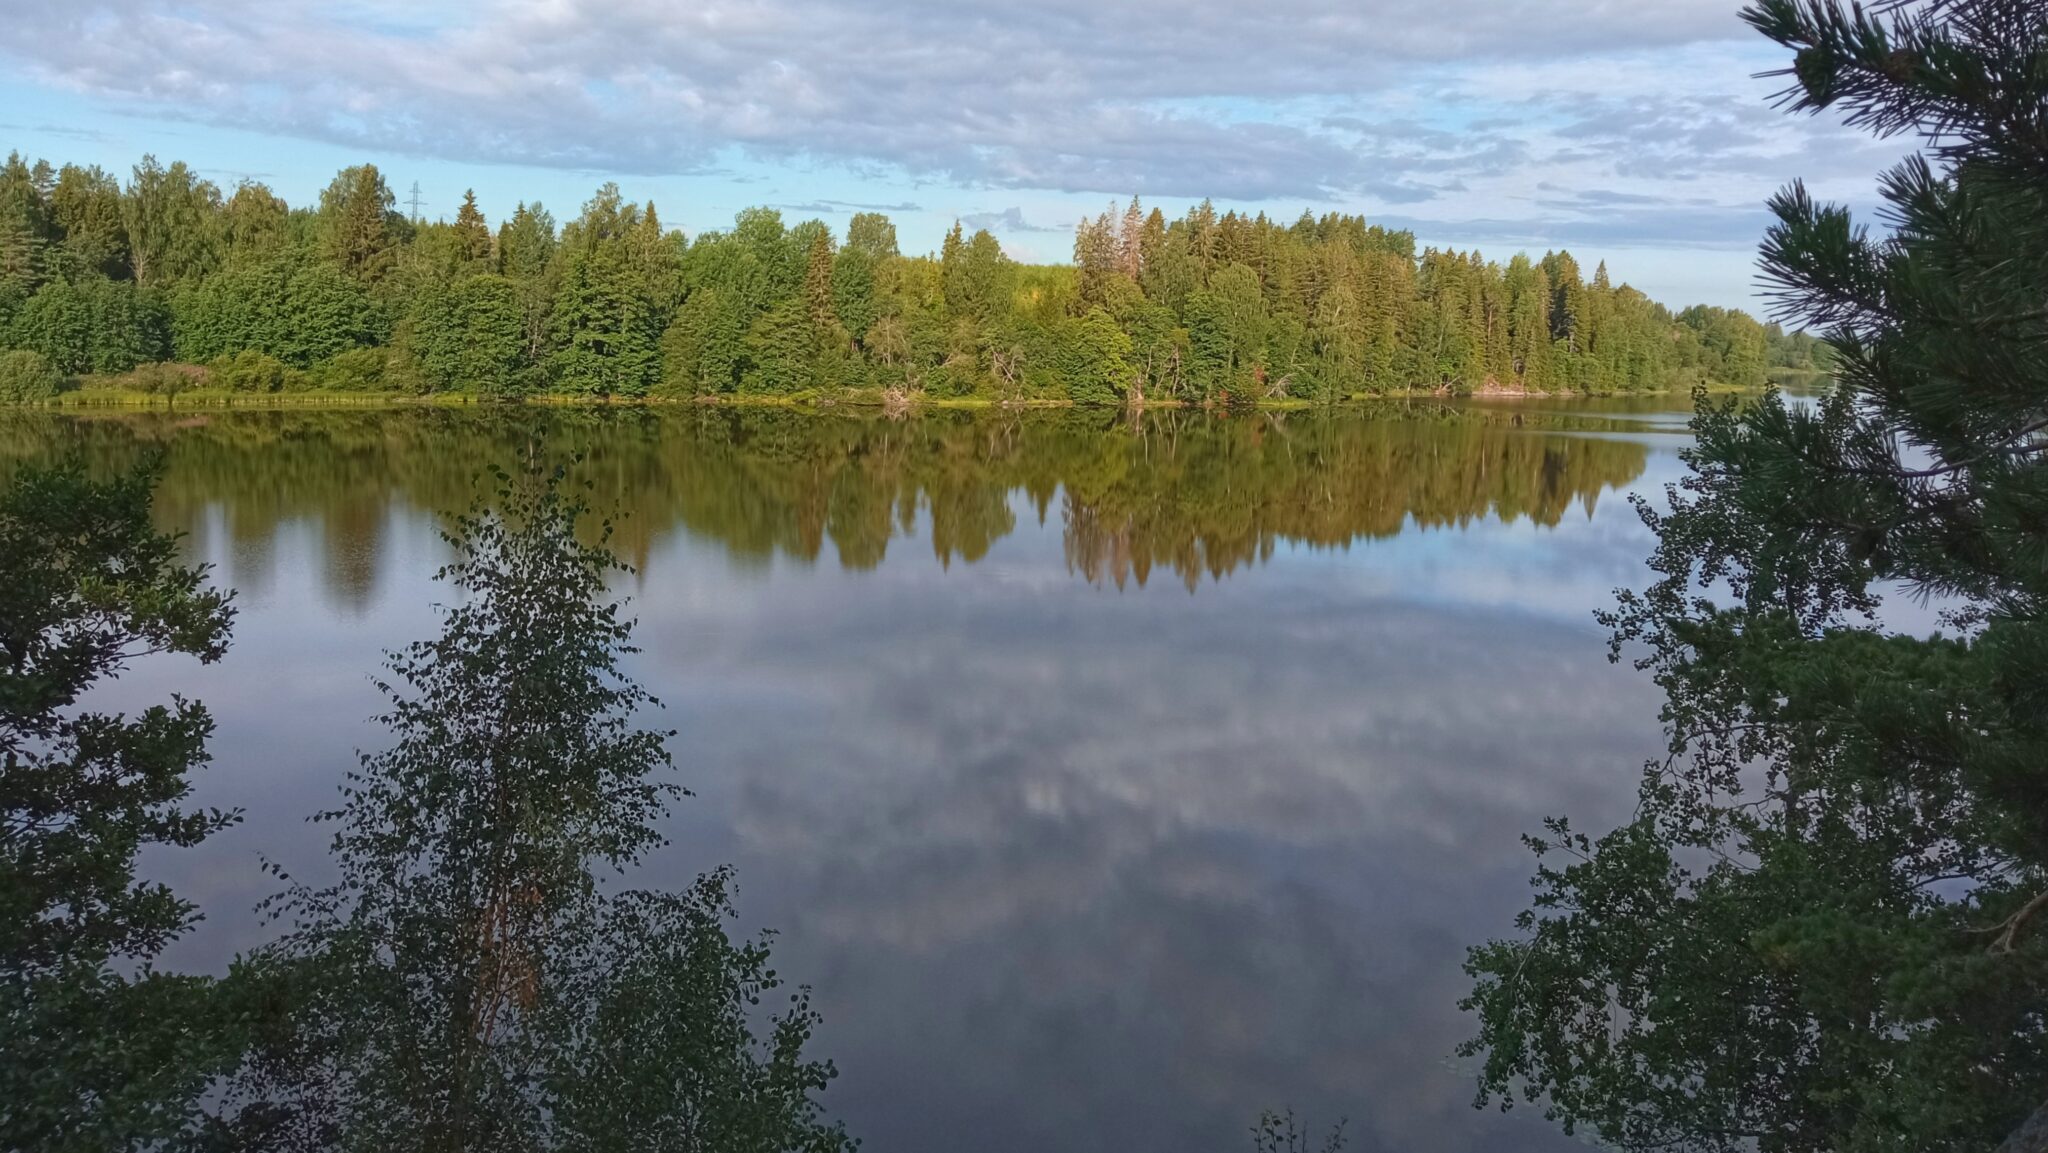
[1, 400, 1695, 1153]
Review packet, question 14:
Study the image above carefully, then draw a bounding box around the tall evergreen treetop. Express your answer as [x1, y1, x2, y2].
[319, 164, 400, 284]
[453, 189, 492, 265]
[1463, 3, 2048, 1150]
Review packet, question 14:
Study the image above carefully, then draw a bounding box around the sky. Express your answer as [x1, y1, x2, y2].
[0, 0, 1911, 312]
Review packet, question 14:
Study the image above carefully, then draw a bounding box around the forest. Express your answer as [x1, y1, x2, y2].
[0, 152, 1827, 406]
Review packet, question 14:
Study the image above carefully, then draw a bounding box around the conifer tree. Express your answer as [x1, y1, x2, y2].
[804, 227, 839, 338]
[319, 165, 399, 284]
[1464, 3, 2048, 1149]
[0, 154, 49, 298]
[1118, 196, 1145, 280]
[453, 189, 492, 265]
[0, 151, 1786, 402]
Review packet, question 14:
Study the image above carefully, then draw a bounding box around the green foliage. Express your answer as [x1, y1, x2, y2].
[48, 164, 129, 281]
[0, 460, 240, 1150]
[210, 467, 853, 1152]
[208, 349, 294, 393]
[844, 211, 898, 259]
[8, 276, 169, 374]
[545, 188, 677, 397]
[220, 181, 289, 263]
[318, 165, 401, 284]
[1187, 263, 1271, 403]
[123, 156, 220, 289]
[829, 245, 878, 344]
[1059, 307, 1134, 405]
[1676, 304, 1771, 388]
[171, 254, 379, 368]
[1463, 3, 2048, 1150]
[661, 287, 746, 395]
[0, 151, 1796, 405]
[93, 361, 206, 397]
[307, 346, 390, 392]
[741, 299, 816, 395]
[452, 189, 492, 266]
[0, 153, 52, 298]
[0, 349, 62, 402]
[407, 273, 526, 396]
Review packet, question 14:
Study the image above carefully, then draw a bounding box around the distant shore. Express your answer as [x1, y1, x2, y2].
[14, 378, 1777, 413]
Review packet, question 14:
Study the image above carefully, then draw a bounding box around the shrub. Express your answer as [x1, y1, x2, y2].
[0, 350, 65, 402]
[208, 349, 291, 393]
[311, 347, 389, 392]
[121, 362, 208, 396]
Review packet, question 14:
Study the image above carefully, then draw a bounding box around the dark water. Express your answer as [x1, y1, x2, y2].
[0, 399, 1694, 1153]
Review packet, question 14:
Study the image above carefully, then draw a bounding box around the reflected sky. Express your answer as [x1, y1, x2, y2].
[0, 402, 1691, 1153]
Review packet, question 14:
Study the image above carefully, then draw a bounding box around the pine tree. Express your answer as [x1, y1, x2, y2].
[1465, 3, 2048, 1149]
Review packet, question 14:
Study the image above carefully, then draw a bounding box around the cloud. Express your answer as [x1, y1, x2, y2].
[1381, 206, 1774, 253]
[775, 198, 925, 216]
[0, 120, 114, 144]
[6, 0, 1784, 197]
[959, 207, 1075, 234]
[2, 0, 1916, 263]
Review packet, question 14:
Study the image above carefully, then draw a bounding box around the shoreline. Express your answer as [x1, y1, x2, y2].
[15, 380, 1774, 413]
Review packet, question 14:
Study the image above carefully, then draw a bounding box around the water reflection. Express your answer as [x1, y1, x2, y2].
[0, 402, 1682, 1153]
[0, 405, 1650, 596]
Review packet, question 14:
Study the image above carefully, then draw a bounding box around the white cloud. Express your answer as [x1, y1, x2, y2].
[4, 0, 1910, 251]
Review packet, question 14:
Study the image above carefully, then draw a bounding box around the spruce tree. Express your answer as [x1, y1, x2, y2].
[318, 165, 399, 284]
[803, 227, 839, 338]
[0, 153, 53, 297]
[453, 189, 492, 265]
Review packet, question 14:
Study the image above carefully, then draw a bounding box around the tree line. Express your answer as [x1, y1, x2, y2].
[0, 153, 1826, 406]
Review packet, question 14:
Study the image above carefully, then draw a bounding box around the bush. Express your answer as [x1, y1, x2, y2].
[0, 350, 64, 402]
[118, 362, 209, 396]
[208, 349, 292, 393]
[311, 347, 389, 392]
